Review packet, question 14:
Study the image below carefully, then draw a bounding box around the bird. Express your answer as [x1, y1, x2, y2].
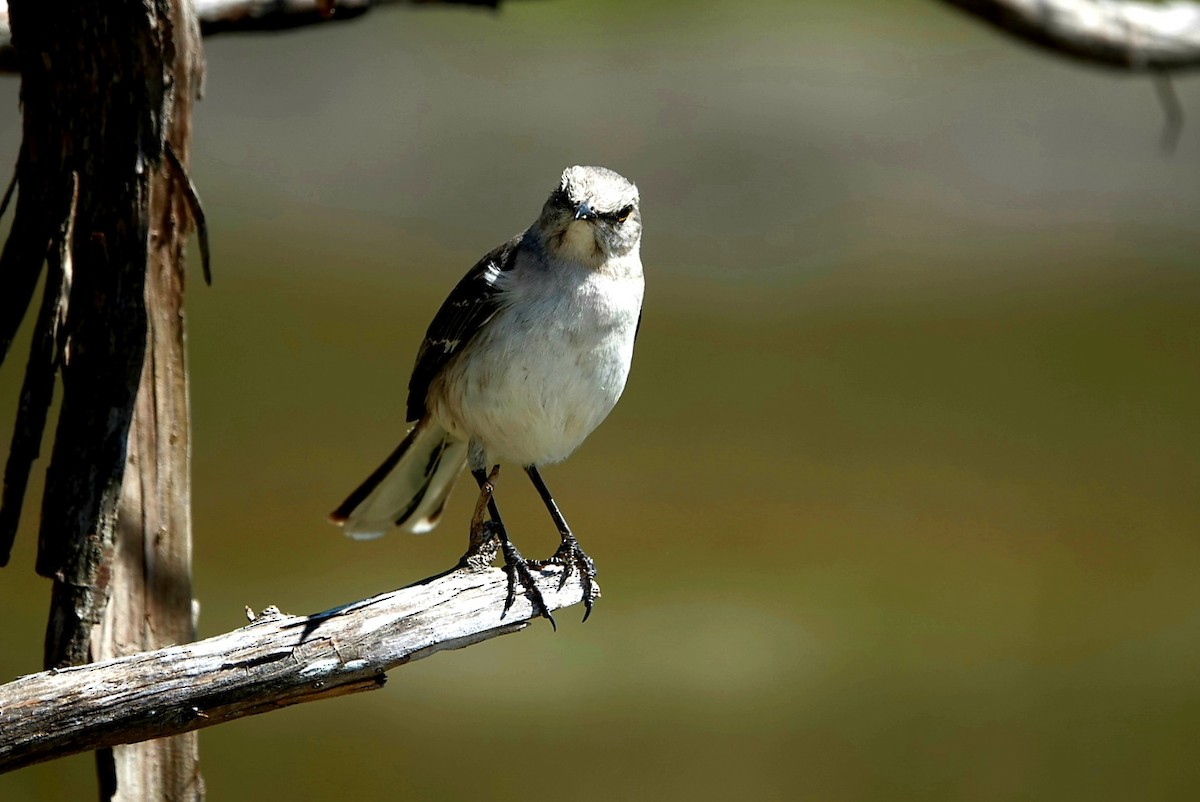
[330, 165, 644, 626]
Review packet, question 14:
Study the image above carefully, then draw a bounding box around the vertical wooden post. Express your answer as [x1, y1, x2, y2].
[93, 207, 204, 799]
[91, 3, 206, 800]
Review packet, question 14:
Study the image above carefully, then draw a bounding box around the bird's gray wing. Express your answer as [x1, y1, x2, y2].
[405, 235, 522, 421]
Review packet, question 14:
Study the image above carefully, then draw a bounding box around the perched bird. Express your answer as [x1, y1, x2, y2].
[330, 165, 644, 625]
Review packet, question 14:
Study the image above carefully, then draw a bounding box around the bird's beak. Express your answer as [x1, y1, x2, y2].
[573, 202, 594, 221]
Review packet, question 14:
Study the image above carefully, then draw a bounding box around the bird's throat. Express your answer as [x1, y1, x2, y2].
[555, 220, 601, 265]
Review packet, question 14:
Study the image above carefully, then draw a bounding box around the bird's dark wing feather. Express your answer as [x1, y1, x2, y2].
[406, 235, 522, 421]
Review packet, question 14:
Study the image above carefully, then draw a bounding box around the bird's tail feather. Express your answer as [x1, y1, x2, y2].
[329, 419, 467, 540]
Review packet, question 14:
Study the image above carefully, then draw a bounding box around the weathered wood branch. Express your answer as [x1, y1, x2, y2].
[940, 0, 1200, 71]
[0, 0, 513, 73]
[0, 565, 591, 775]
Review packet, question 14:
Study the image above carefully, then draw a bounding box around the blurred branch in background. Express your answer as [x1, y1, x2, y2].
[0, 0, 518, 73]
[0, 566, 588, 775]
[2, 1, 1195, 76]
[941, 0, 1200, 150]
[940, 0, 1200, 71]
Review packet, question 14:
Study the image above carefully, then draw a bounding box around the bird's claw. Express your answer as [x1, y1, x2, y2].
[498, 534, 556, 631]
[532, 536, 598, 622]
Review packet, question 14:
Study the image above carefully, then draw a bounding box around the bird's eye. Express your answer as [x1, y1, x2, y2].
[615, 205, 633, 223]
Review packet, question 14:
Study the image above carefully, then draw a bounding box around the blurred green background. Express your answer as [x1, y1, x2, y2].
[3, 1, 1200, 799]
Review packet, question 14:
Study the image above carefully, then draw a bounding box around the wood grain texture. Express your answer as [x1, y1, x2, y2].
[1, 0, 161, 671]
[91, 1, 207, 799]
[1, 1, 207, 796]
[0, 565, 591, 775]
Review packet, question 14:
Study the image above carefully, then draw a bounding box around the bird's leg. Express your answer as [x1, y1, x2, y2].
[464, 466, 555, 629]
[525, 465, 598, 621]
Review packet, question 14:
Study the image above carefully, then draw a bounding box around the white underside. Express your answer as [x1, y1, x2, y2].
[428, 253, 643, 468]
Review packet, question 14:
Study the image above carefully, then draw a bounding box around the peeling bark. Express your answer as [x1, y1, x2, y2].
[0, 1, 206, 798]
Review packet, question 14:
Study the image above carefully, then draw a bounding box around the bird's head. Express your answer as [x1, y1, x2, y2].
[537, 165, 641, 266]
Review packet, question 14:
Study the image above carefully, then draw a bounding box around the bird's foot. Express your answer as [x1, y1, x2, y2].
[532, 535, 598, 622]
[497, 533, 556, 631]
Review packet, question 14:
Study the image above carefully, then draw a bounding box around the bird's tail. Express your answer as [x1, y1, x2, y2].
[329, 418, 468, 540]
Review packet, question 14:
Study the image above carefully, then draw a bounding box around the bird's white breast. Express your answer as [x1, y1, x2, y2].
[429, 253, 643, 467]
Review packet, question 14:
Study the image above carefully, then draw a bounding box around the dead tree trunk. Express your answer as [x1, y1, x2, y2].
[0, 1, 205, 799]
[92, 4, 207, 799]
